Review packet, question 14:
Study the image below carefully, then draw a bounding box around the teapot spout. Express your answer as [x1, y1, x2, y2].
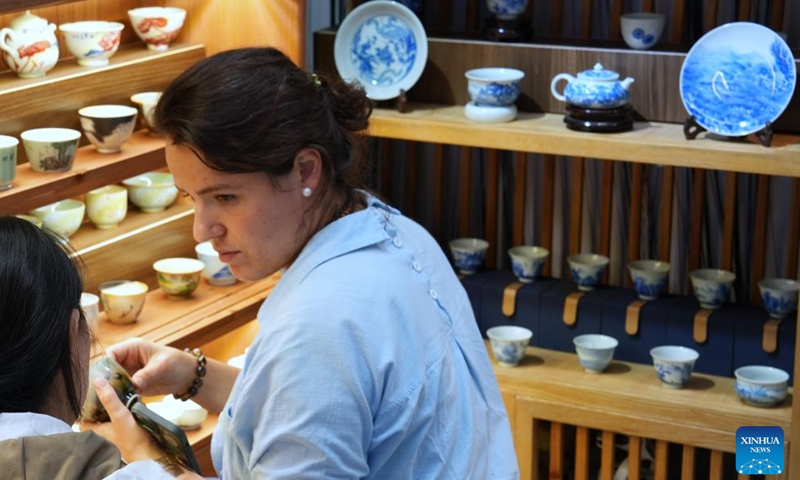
[621, 77, 635, 91]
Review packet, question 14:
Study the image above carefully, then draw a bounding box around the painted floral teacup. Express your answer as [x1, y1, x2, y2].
[734, 365, 789, 408]
[508, 245, 549, 283]
[689, 269, 735, 310]
[465, 67, 525, 107]
[758, 278, 800, 319]
[487, 325, 533, 367]
[650, 346, 699, 388]
[449, 238, 490, 275]
[567, 253, 610, 291]
[628, 259, 671, 301]
[59, 21, 124, 67]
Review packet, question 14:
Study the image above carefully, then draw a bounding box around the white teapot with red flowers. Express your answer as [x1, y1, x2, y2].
[0, 10, 59, 78]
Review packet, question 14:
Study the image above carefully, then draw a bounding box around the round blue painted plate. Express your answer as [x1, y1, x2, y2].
[334, 0, 428, 101]
[679, 22, 796, 137]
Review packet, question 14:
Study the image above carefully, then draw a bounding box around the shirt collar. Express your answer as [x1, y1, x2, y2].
[0, 412, 73, 442]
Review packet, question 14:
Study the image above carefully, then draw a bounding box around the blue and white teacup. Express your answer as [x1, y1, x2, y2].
[734, 365, 789, 408]
[650, 346, 699, 389]
[758, 278, 800, 319]
[465, 68, 525, 107]
[487, 325, 533, 367]
[573, 334, 618, 373]
[628, 259, 670, 301]
[486, 0, 529, 20]
[567, 253, 610, 291]
[689, 269, 735, 310]
[620, 13, 666, 50]
[508, 245, 549, 283]
[449, 238, 490, 275]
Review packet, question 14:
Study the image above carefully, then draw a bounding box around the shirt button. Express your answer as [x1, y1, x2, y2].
[393, 237, 403, 248]
[412, 261, 422, 272]
[429, 289, 438, 300]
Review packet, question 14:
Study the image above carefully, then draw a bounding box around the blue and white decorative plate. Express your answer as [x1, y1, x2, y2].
[680, 22, 796, 137]
[334, 0, 428, 101]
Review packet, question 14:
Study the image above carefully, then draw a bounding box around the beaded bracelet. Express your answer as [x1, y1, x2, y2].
[176, 347, 206, 401]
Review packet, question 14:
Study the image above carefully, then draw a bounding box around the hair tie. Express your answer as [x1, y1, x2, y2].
[310, 73, 323, 89]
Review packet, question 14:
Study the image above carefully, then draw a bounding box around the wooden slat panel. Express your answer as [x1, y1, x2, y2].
[436, 0, 452, 31]
[787, 178, 800, 279]
[610, 0, 623, 39]
[580, 0, 593, 37]
[738, 474, 751, 480]
[705, 0, 719, 33]
[515, 400, 536, 480]
[459, 147, 472, 238]
[542, 155, 555, 276]
[380, 139, 392, 199]
[771, 0, 786, 31]
[671, 0, 686, 42]
[599, 161, 614, 258]
[550, 422, 564, 480]
[514, 151, 526, 247]
[570, 158, 584, 255]
[627, 163, 644, 286]
[721, 171, 737, 271]
[681, 445, 695, 479]
[600, 430, 615, 480]
[551, 0, 563, 35]
[406, 141, 418, 219]
[641, 0, 653, 12]
[530, 418, 541, 480]
[486, 149, 499, 269]
[654, 440, 668, 480]
[751, 175, 769, 303]
[709, 450, 724, 479]
[629, 436, 642, 480]
[465, 0, 479, 33]
[432, 144, 445, 240]
[738, 0, 751, 21]
[689, 169, 706, 274]
[575, 426, 590, 480]
[659, 166, 674, 262]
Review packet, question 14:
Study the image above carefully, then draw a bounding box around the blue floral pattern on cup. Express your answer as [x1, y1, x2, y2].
[654, 362, 692, 388]
[693, 283, 729, 309]
[350, 14, 417, 87]
[735, 382, 786, 407]
[570, 267, 604, 290]
[633, 276, 667, 300]
[452, 249, 486, 274]
[469, 81, 521, 107]
[489, 338, 527, 366]
[486, 0, 528, 16]
[512, 259, 544, 282]
[762, 290, 798, 318]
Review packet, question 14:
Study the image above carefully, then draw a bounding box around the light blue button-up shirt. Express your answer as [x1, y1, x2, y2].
[211, 194, 518, 479]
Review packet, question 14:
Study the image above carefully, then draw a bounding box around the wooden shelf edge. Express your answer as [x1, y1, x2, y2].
[369, 104, 800, 178]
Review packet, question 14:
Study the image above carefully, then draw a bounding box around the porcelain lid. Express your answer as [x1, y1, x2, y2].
[9, 10, 49, 32]
[576, 63, 620, 81]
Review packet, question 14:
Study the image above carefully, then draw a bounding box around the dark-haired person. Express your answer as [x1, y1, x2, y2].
[0, 216, 173, 480]
[99, 47, 518, 479]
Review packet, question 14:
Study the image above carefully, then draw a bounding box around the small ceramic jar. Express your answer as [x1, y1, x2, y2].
[551, 63, 635, 109]
[0, 10, 59, 78]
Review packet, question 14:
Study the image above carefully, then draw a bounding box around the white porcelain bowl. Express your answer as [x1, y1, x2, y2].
[122, 171, 178, 212]
[628, 259, 671, 301]
[690, 268, 735, 310]
[153, 257, 205, 298]
[128, 7, 186, 51]
[464, 102, 518, 123]
[620, 13, 666, 50]
[650, 345, 699, 389]
[487, 325, 533, 367]
[130, 91, 162, 130]
[508, 245, 549, 283]
[573, 334, 618, 373]
[21, 128, 81, 172]
[464, 67, 525, 107]
[78, 105, 138, 153]
[567, 253, 610, 291]
[29, 198, 85, 239]
[758, 278, 800, 319]
[734, 365, 789, 408]
[449, 238, 489, 275]
[98, 280, 148, 324]
[59, 21, 124, 67]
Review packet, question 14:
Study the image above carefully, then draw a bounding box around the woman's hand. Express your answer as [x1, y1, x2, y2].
[108, 338, 197, 397]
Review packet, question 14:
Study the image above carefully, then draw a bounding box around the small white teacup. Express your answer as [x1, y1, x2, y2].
[464, 67, 525, 107]
[449, 238, 489, 275]
[30, 199, 85, 239]
[620, 13, 666, 50]
[567, 253, 610, 291]
[21, 128, 81, 173]
[487, 325, 533, 367]
[628, 259, 670, 301]
[59, 21, 124, 67]
[85, 184, 127, 229]
[98, 280, 148, 324]
[195, 241, 236, 286]
[573, 334, 618, 373]
[650, 345, 699, 389]
[690, 269, 735, 310]
[508, 245, 549, 283]
[758, 278, 800, 319]
[734, 365, 789, 408]
[130, 92, 162, 131]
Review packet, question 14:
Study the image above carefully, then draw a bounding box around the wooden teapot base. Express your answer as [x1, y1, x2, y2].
[564, 103, 633, 133]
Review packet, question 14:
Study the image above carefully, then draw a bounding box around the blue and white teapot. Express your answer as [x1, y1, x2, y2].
[550, 63, 635, 109]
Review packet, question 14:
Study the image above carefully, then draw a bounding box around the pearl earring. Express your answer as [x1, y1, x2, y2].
[302, 187, 313, 197]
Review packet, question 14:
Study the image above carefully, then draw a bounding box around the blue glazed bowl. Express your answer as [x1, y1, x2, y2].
[689, 268, 735, 310]
[449, 238, 489, 275]
[487, 325, 533, 367]
[508, 245, 549, 283]
[735, 366, 789, 408]
[465, 68, 525, 107]
[650, 346, 699, 389]
[628, 259, 671, 301]
[567, 253, 610, 291]
[573, 334, 618, 373]
[758, 278, 800, 319]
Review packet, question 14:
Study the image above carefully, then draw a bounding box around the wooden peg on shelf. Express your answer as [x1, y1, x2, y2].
[501, 282, 525, 317]
[562, 292, 585, 326]
[762, 318, 783, 354]
[692, 309, 713, 344]
[625, 299, 648, 336]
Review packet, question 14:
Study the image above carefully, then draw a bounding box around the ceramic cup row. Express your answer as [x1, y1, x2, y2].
[23, 171, 178, 237]
[0, 8, 186, 79]
[486, 325, 789, 407]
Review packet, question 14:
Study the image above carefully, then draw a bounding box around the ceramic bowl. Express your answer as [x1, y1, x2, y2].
[81, 356, 136, 423]
[464, 68, 525, 107]
[620, 13, 666, 50]
[0, 135, 18, 191]
[99, 280, 148, 324]
[153, 257, 205, 298]
[734, 365, 790, 408]
[15, 214, 43, 228]
[449, 238, 490, 275]
[59, 21, 124, 67]
[573, 334, 618, 373]
[628, 259, 671, 301]
[130, 91, 162, 130]
[567, 253, 610, 291]
[758, 278, 800, 319]
[78, 105, 138, 153]
[29, 199, 85, 239]
[21, 128, 81, 173]
[508, 245, 549, 283]
[486, 325, 533, 367]
[128, 7, 186, 51]
[486, 0, 529, 20]
[689, 268, 735, 310]
[85, 184, 127, 229]
[650, 345, 699, 389]
[149, 395, 209, 430]
[464, 102, 518, 123]
[122, 171, 179, 212]
[195, 241, 236, 286]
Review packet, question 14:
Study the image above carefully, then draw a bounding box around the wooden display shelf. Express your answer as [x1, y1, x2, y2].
[0, 130, 166, 213]
[491, 343, 791, 454]
[369, 104, 800, 178]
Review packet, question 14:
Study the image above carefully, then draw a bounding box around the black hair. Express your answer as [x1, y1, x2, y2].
[0, 216, 86, 419]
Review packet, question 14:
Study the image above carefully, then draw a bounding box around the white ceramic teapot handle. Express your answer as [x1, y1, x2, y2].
[0, 28, 18, 59]
[550, 73, 574, 102]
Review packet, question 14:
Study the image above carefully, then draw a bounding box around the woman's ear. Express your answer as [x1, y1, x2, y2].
[295, 147, 323, 191]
